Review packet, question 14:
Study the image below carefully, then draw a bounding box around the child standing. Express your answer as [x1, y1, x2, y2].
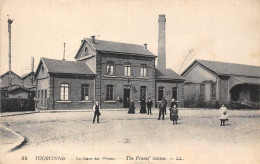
[219, 104, 228, 126]
[172, 105, 178, 125]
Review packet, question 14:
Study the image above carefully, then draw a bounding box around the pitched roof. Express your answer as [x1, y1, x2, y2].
[21, 72, 35, 79]
[0, 71, 21, 78]
[155, 68, 185, 81]
[40, 58, 95, 75]
[182, 59, 260, 78]
[75, 38, 156, 58]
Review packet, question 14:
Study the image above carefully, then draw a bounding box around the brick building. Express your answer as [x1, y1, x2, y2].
[35, 58, 95, 110]
[35, 37, 184, 110]
[181, 59, 260, 108]
[35, 14, 185, 110]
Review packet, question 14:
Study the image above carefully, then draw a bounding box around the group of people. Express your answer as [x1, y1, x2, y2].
[158, 97, 179, 125]
[128, 97, 153, 114]
[93, 99, 229, 126]
[128, 97, 179, 125]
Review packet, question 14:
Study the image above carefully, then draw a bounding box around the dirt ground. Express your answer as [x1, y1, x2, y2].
[1, 109, 260, 164]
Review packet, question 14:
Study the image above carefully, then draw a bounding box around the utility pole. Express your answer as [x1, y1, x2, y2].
[31, 57, 34, 86]
[63, 43, 66, 60]
[7, 15, 13, 92]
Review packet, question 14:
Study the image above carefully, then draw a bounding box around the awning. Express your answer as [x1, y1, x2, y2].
[229, 76, 260, 89]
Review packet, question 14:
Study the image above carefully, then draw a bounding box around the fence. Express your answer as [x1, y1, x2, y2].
[0, 98, 35, 113]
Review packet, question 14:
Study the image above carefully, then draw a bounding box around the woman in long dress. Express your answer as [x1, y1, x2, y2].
[128, 99, 135, 114]
[219, 104, 228, 126]
[140, 98, 147, 113]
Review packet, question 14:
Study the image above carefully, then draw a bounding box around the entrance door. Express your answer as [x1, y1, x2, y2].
[124, 88, 130, 108]
[140, 86, 146, 101]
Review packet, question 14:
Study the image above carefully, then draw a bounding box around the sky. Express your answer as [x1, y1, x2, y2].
[1, 0, 260, 76]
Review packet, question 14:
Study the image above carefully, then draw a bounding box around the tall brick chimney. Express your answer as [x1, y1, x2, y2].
[158, 14, 166, 70]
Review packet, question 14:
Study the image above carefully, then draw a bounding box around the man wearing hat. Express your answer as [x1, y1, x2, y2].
[147, 97, 153, 115]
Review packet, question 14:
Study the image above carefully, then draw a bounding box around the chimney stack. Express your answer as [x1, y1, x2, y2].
[158, 14, 166, 70]
[144, 43, 147, 49]
[91, 35, 95, 44]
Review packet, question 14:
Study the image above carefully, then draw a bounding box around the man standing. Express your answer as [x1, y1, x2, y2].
[93, 100, 100, 124]
[158, 99, 165, 120]
[147, 97, 153, 115]
[163, 97, 167, 115]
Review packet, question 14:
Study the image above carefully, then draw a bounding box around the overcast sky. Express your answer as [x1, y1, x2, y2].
[1, 0, 259, 76]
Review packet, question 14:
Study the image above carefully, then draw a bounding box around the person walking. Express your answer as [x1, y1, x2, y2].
[140, 98, 147, 113]
[93, 100, 101, 124]
[147, 97, 153, 115]
[158, 99, 165, 120]
[219, 104, 228, 126]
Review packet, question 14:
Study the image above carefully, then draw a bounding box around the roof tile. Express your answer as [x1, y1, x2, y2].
[86, 38, 156, 57]
[41, 58, 95, 75]
[197, 59, 260, 77]
[155, 68, 184, 80]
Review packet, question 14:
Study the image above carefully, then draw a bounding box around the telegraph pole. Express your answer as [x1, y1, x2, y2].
[7, 15, 13, 91]
[63, 43, 66, 60]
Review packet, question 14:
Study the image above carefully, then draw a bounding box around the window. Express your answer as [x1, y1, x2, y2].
[140, 86, 147, 100]
[124, 63, 131, 76]
[200, 84, 205, 98]
[38, 90, 40, 99]
[106, 85, 114, 100]
[41, 66, 44, 74]
[81, 84, 89, 100]
[172, 87, 177, 100]
[60, 83, 69, 101]
[107, 62, 114, 75]
[41, 90, 43, 105]
[211, 83, 216, 98]
[85, 47, 88, 53]
[158, 87, 164, 101]
[45, 90, 47, 99]
[140, 65, 147, 77]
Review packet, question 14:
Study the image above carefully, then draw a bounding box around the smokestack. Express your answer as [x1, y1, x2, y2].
[91, 35, 95, 44]
[158, 14, 166, 70]
[63, 43, 66, 60]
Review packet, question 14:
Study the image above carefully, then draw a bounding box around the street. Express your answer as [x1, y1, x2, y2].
[1, 109, 260, 164]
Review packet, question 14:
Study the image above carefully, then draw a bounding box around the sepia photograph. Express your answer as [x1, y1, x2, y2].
[0, 0, 260, 163]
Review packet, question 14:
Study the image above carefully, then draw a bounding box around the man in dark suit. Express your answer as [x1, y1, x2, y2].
[163, 97, 167, 115]
[147, 97, 153, 115]
[158, 99, 165, 120]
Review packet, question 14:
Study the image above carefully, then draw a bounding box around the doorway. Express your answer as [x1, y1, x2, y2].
[124, 88, 130, 108]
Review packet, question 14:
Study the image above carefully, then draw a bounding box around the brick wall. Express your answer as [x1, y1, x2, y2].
[156, 82, 184, 108]
[50, 76, 95, 110]
[99, 53, 156, 109]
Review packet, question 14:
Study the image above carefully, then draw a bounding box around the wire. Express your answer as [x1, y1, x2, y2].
[179, 49, 194, 74]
